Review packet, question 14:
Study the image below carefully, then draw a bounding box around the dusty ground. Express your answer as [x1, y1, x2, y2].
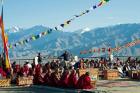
[0, 78, 140, 93]
[97, 78, 140, 93]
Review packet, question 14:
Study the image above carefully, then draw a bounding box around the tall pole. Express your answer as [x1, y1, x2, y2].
[0, 0, 11, 69]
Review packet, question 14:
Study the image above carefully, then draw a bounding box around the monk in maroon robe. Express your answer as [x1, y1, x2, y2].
[44, 69, 52, 85]
[28, 68, 34, 76]
[23, 64, 29, 76]
[76, 74, 85, 89]
[13, 65, 20, 74]
[34, 65, 44, 85]
[50, 68, 60, 87]
[82, 72, 93, 89]
[68, 70, 77, 88]
[76, 72, 93, 89]
[0, 67, 6, 78]
[59, 70, 69, 88]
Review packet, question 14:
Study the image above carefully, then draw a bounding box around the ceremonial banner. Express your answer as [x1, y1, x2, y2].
[0, 5, 11, 69]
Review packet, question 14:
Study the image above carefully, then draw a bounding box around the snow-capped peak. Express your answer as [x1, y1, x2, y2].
[81, 27, 91, 33]
[8, 26, 22, 33]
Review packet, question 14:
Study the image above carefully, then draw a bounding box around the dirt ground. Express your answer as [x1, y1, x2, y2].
[0, 78, 140, 93]
[97, 78, 140, 93]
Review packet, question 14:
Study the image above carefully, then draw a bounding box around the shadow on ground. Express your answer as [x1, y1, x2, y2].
[0, 85, 110, 93]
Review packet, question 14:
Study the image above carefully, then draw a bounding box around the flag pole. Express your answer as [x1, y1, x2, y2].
[0, 0, 11, 70]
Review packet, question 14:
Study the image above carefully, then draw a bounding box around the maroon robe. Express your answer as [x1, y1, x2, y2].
[34, 66, 44, 85]
[44, 71, 51, 85]
[50, 72, 60, 87]
[68, 70, 77, 88]
[82, 75, 93, 89]
[76, 74, 93, 89]
[0, 67, 6, 78]
[59, 71, 69, 88]
[28, 68, 34, 76]
[76, 74, 85, 89]
[34, 74, 44, 85]
[22, 65, 29, 76]
[13, 65, 20, 74]
[19, 67, 24, 76]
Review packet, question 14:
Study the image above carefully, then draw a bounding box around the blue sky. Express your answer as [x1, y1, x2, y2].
[2, 0, 140, 31]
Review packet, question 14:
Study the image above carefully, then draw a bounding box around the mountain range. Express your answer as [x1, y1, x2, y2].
[0, 23, 140, 58]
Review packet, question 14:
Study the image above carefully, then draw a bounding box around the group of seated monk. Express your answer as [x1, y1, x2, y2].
[11, 62, 94, 89]
[33, 64, 94, 89]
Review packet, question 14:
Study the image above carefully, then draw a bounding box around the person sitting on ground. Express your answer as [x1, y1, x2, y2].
[44, 69, 52, 85]
[23, 63, 30, 76]
[123, 63, 131, 77]
[59, 68, 70, 88]
[117, 64, 125, 78]
[50, 68, 60, 87]
[50, 60, 56, 69]
[136, 63, 140, 70]
[76, 72, 93, 89]
[82, 72, 94, 89]
[27, 62, 32, 69]
[126, 57, 131, 63]
[34, 65, 44, 85]
[13, 64, 20, 74]
[12, 64, 20, 82]
[28, 68, 34, 76]
[59, 67, 64, 76]
[45, 63, 51, 71]
[18, 63, 29, 77]
[68, 69, 78, 88]
[76, 73, 85, 89]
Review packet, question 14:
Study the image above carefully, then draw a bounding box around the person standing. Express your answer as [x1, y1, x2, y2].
[60, 51, 71, 61]
[37, 53, 42, 64]
[60, 51, 71, 67]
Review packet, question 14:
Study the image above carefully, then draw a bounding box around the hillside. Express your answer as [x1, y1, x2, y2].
[0, 23, 140, 58]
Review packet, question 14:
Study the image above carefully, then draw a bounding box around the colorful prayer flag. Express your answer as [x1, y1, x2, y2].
[48, 29, 52, 33]
[55, 27, 58, 30]
[60, 24, 64, 27]
[9, 44, 12, 48]
[93, 5, 97, 9]
[98, 1, 103, 7]
[35, 34, 40, 39]
[31, 36, 36, 40]
[8, 0, 110, 48]
[104, 0, 110, 2]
